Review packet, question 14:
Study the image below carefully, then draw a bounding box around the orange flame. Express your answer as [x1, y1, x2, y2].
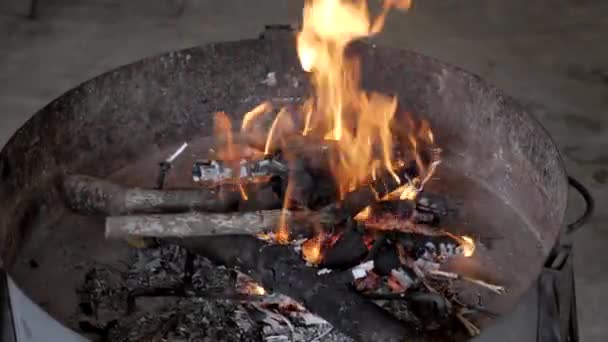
[460, 235, 476, 257]
[215, 112, 250, 200]
[238, 183, 249, 201]
[242, 101, 273, 132]
[214, 111, 235, 160]
[296, 0, 412, 199]
[210, 0, 440, 246]
[354, 206, 371, 221]
[275, 180, 293, 244]
[302, 234, 324, 265]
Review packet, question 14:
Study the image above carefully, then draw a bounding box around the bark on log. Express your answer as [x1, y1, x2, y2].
[63, 175, 241, 215]
[104, 209, 335, 239]
[65, 159, 414, 218]
[103, 210, 446, 242]
[105, 211, 281, 239]
[167, 235, 426, 342]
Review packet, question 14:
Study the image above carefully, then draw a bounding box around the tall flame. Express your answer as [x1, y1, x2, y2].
[211, 0, 433, 247]
[296, 0, 411, 199]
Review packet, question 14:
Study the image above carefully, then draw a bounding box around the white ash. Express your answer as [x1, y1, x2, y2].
[77, 243, 352, 342]
[76, 267, 129, 323]
[261, 72, 278, 87]
[107, 300, 262, 342]
[377, 300, 422, 329]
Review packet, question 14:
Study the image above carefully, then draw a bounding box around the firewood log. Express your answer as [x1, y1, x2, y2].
[167, 235, 427, 342]
[62, 175, 242, 215]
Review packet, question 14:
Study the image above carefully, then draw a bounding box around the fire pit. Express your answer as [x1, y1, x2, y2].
[0, 2, 579, 341]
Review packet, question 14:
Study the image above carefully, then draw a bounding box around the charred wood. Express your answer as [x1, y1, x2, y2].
[369, 200, 436, 224]
[167, 235, 427, 342]
[416, 191, 449, 218]
[373, 246, 401, 276]
[325, 161, 418, 222]
[320, 228, 368, 270]
[127, 287, 263, 314]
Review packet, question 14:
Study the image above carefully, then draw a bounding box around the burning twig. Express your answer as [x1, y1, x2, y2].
[428, 270, 506, 295]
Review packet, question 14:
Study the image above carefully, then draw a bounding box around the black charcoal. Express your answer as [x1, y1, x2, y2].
[373, 246, 400, 276]
[321, 229, 368, 270]
[407, 292, 451, 323]
[416, 191, 449, 217]
[370, 200, 415, 219]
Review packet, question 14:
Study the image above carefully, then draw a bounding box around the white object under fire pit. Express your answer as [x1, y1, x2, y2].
[2, 272, 88, 342]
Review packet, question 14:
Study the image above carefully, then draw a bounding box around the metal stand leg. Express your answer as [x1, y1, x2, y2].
[28, 0, 38, 19]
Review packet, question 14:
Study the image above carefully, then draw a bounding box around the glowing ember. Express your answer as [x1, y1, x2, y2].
[354, 206, 371, 221]
[386, 180, 419, 201]
[460, 235, 476, 257]
[302, 234, 324, 265]
[355, 180, 418, 221]
[399, 185, 418, 200]
[275, 219, 290, 244]
[250, 283, 266, 296]
[238, 183, 248, 201]
[275, 181, 293, 244]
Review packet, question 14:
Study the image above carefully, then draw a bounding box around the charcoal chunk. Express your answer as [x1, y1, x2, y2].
[416, 192, 448, 217]
[373, 247, 400, 276]
[370, 200, 415, 219]
[407, 292, 451, 322]
[321, 229, 368, 270]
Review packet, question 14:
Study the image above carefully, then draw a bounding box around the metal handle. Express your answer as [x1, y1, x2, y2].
[566, 176, 594, 234]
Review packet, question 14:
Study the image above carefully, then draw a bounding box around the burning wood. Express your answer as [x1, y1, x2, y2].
[169, 235, 426, 342]
[63, 0, 510, 339]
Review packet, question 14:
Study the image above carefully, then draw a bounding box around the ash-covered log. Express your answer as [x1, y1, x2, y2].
[167, 235, 427, 342]
[63, 175, 284, 215]
[105, 210, 284, 239]
[102, 162, 419, 239]
[63, 175, 242, 215]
